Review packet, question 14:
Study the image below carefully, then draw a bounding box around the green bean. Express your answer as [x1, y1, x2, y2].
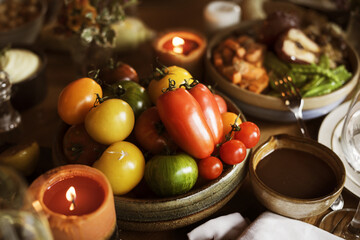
[264, 52, 289, 77]
[332, 65, 352, 84]
[301, 75, 325, 93]
[290, 72, 308, 88]
[265, 53, 352, 98]
[290, 64, 339, 83]
[303, 81, 342, 97]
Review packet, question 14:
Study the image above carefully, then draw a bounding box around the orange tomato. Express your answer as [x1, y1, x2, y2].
[221, 112, 242, 139]
[58, 77, 102, 125]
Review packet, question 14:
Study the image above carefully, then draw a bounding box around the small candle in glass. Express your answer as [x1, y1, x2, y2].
[153, 29, 207, 79]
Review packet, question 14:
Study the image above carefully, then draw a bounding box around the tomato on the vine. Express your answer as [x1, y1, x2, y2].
[156, 87, 214, 159]
[213, 94, 227, 114]
[219, 139, 247, 165]
[221, 112, 242, 139]
[147, 66, 193, 105]
[85, 98, 135, 145]
[197, 156, 223, 180]
[188, 83, 224, 145]
[144, 153, 198, 197]
[134, 106, 177, 154]
[58, 77, 102, 125]
[99, 61, 139, 84]
[63, 124, 106, 166]
[103, 80, 152, 118]
[234, 121, 260, 148]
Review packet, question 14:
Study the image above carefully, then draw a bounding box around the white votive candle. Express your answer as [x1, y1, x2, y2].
[204, 1, 241, 35]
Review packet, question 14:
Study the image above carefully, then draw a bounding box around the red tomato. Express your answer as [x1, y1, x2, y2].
[63, 124, 106, 166]
[58, 77, 102, 125]
[219, 139, 247, 165]
[234, 121, 260, 148]
[134, 107, 177, 154]
[213, 94, 227, 114]
[189, 83, 224, 145]
[157, 88, 215, 159]
[198, 156, 223, 180]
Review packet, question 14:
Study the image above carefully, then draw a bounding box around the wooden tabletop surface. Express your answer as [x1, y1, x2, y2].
[11, 1, 359, 239]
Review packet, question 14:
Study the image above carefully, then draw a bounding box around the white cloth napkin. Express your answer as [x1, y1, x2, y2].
[187, 211, 344, 240]
[187, 212, 248, 240]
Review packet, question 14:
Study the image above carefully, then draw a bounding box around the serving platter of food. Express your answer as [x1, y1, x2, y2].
[205, 11, 359, 122]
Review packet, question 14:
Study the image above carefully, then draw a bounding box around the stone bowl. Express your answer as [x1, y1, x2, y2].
[52, 92, 250, 231]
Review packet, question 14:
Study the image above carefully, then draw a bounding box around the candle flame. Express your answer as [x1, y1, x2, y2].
[66, 186, 76, 211]
[172, 37, 185, 54]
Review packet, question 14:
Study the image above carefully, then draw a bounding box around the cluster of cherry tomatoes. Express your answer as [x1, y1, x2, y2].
[58, 62, 260, 197]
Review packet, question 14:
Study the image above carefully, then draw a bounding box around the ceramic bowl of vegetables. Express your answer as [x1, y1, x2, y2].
[52, 63, 256, 231]
[205, 12, 359, 122]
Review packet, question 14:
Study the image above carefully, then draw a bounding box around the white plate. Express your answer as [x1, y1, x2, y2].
[318, 101, 360, 197]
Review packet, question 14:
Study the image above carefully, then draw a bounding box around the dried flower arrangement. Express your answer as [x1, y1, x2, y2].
[55, 0, 137, 47]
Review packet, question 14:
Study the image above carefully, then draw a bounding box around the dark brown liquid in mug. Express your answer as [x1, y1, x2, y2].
[256, 148, 338, 199]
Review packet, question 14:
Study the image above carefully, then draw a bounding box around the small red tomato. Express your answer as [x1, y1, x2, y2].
[213, 94, 227, 114]
[63, 124, 106, 165]
[99, 61, 139, 84]
[234, 121, 260, 148]
[219, 140, 247, 165]
[198, 156, 223, 180]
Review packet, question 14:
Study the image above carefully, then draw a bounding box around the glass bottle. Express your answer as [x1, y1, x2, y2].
[0, 71, 21, 145]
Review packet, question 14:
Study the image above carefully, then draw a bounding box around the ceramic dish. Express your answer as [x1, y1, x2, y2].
[52, 93, 250, 231]
[318, 100, 360, 198]
[205, 21, 360, 122]
[249, 134, 345, 219]
[7, 45, 48, 111]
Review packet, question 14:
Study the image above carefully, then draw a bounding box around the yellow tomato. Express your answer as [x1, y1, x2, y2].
[93, 141, 145, 195]
[85, 99, 135, 145]
[147, 66, 193, 105]
[221, 112, 242, 139]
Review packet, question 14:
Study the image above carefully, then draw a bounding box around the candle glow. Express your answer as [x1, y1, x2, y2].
[66, 186, 76, 211]
[172, 37, 185, 54]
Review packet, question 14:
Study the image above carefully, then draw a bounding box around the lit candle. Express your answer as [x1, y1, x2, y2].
[152, 29, 207, 79]
[28, 165, 116, 240]
[203, 1, 241, 35]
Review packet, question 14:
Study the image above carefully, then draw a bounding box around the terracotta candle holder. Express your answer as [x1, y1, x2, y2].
[28, 164, 116, 240]
[152, 29, 207, 79]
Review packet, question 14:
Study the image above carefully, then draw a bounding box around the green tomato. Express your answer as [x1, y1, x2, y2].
[145, 153, 198, 197]
[103, 80, 151, 118]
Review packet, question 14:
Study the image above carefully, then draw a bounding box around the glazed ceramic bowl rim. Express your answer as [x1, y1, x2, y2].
[250, 134, 346, 203]
[205, 20, 360, 112]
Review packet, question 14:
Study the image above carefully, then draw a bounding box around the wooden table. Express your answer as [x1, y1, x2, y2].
[12, 0, 359, 239]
